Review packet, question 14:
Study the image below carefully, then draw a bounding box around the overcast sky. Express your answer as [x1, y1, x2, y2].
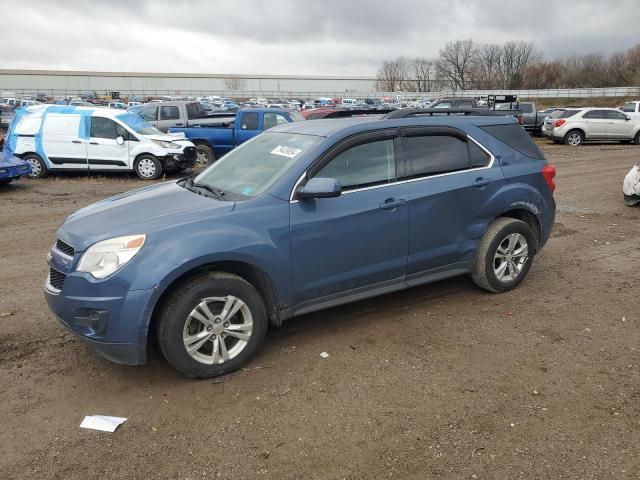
[2, 0, 638, 76]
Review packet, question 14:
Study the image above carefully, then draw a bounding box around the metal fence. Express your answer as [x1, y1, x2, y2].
[2, 86, 639, 100]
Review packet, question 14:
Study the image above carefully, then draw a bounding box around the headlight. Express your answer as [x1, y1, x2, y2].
[152, 139, 182, 149]
[77, 235, 146, 279]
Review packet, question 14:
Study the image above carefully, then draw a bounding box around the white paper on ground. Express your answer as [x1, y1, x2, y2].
[80, 415, 127, 432]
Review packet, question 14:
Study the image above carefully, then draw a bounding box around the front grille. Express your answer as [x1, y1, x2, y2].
[55, 239, 74, 257]
[49, 267, 66, 290]
[183, 146, 197, 161]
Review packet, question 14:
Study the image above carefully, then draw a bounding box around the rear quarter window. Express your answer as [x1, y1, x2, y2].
[479, 123, 544, 160]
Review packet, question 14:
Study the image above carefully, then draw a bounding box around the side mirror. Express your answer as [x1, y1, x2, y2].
[115, 136, 125, 145]
[626, 116, 631, 121]
[297, 177, 342, 200]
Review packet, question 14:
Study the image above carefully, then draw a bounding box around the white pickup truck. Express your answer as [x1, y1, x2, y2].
[621, 101, 640, 119]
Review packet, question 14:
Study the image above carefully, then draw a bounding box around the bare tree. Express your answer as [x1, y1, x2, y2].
[437, 39, 478, 91]
[498, 41, 541, 88]
[412, 57, 435, 92]
[375, 57, 409, 92]
[223, 77, 247, 91]
[475, 43, 502, 88]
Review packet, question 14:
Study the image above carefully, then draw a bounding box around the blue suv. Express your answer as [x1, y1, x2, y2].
[44, 111, 556, 378]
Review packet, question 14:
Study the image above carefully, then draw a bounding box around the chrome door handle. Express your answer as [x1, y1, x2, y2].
[379, 198, 406, 211]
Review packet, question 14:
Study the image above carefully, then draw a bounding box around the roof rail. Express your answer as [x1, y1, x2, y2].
[315, 108, 393, 119]
[382, 108, 504, 119]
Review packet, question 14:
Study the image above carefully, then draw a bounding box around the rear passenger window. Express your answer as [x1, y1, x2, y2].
[160, 106, 180, 120]
[240, 112, 259, 130]
[404, 135, 469, 178]
[479, 124, 544, 160]
[315, 139, 395, 191]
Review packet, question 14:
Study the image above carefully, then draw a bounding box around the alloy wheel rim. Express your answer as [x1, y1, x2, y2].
[494, 233, 528, 282]
[138, 158, 156, 177]
[568, 133, 581, 146]
[182, 296, 253, 365]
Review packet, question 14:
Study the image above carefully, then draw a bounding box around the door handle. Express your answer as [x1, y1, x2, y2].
[89, 142, 98, 145]
[379, 198, 406, 211]
[472, 177, 492, 188]
[71, 140, 82, 144]
[175, 123, 183, 126]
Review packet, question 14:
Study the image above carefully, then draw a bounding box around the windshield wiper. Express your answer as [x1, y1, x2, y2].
[193, 181, 225, 199]
[179, 174, 226, 199]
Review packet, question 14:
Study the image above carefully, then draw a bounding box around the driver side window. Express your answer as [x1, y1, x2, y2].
[314, 139, 396, 191]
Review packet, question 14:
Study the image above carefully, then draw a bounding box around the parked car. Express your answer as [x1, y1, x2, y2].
[69, 100, 94, 107]
[0, 149, 31, 185]
[108, 101, 127, 110]
[494, 102, 543, 134]
[128, 101, 142, 107]
[620, 101, 640, 119]
[168, 108, 304, 166]
[541, 107, 640, 146]
[44, 112, 556, 377]
[623, 163, 640, 206]
[135, 101, 236, 133]
[429, 97, 478, 109]
[5, 105, 197, 180]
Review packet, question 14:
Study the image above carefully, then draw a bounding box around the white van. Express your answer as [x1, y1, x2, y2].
[5, 105, 197, 180]
[341, 98, 359, 107]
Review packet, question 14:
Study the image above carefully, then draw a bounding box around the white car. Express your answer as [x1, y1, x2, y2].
[5, 105, 197, 180]
[620, 101, 640, 119]
[624, 164, 640, 206]
[542, 107, 640, 146]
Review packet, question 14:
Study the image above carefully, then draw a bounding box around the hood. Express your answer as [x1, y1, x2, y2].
[60, 181, 235, 251]
[143, 133, 188, 142]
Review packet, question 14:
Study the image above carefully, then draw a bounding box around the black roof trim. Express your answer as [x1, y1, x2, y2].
[382, 108, 504, 119]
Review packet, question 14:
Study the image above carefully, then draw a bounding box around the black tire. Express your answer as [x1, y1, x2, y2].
[472, 217, 536, 294]
[563, 129, 584, 146]
[194, 144, 215, 168]
[134, 154, 163, 180]
[0, 178, 12, 185]
[157, 272, 268, 378]
[23, 153, 48, 178]
[633, 131, 640, 145]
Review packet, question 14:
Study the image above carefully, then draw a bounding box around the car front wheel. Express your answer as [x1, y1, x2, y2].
[134, 155, 162, 180]
[157, 273, 268, 378]
[472, 217, 536, 293]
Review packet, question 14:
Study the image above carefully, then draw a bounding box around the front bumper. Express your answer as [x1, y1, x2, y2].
[162, 146, 197, 170]
[44, 262, 155, 365]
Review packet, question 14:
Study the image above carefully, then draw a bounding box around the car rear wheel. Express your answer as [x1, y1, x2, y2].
[134, 155, 162, 180]
[633, 131, 640, 145]
[472, 217, 536, 293]
[157, 272, 268, 378]
[24, 153, 48, 178]
[194, 144, 215, 168]
[564, 130, 584, 147]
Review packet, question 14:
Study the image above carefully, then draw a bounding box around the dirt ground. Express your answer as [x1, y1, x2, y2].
[1, 140, 639, 480]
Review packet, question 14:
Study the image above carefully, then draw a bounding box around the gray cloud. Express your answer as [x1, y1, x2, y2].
[1, 0, 638, 75]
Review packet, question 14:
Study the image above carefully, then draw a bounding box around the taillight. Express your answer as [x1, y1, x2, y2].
[542, 164, 556, 193]
[554, 119, 565, 128]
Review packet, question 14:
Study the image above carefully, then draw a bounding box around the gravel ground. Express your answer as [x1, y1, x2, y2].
[0, 140, 639, 479]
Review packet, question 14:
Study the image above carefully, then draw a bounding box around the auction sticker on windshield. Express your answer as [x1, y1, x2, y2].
[270, 145, 302, 158]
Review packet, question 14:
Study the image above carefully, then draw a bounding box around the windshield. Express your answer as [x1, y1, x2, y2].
[193, 132, 322, 199]
[116, 113, 163, 135]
